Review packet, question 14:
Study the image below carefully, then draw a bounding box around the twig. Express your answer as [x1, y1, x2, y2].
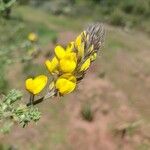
[26, 92, 55, 106]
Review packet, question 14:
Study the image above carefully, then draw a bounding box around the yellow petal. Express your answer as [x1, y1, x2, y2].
[80, 58, 91, 72]
[75, 34, 82, 48]
[65, 52, 77, 62]
[60, 59, 76, 73]
[75, 31, 86, 47]
[55, 45, 66, 59]
[83, 31, 86, 36]
[75, 32, 85, 48]
[25, 75, 48, 95]
[59, 52, 77, 73]
[55, 74, 76, 95]
[88, 44, 94, 52]
[60, 73, 76, 83]
[45, 57, 58, 73]
[26, 78, 34, 93]
[45, 60, 51, 71]
[78, 43, 84, 58]
[86, 34, 89, 41]
[90, 53, 97, 61]
[33, 75, 48, 94]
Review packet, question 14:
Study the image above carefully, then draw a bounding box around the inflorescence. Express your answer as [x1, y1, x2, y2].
[26, 23, 105, 102]
[0, 23, 105, 131]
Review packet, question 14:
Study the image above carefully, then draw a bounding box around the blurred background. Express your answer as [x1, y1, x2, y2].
[0, 0, 150, 149]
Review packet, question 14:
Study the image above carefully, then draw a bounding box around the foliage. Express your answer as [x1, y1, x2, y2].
[0, 48, 11, 93]
[81, 103, 93, 122]
[41, 0, 74, 15]
[0, 66, 8, 93]
[109, 9, 126, 26]
[0, 0, 16, 19]
[24, 0, 150, 33]
[0, 90, 41, 132]
[0, 13, 58, 93]
[0, 143, 15, 150]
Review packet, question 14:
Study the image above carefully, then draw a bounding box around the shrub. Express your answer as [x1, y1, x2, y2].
[0, 73, 8, 93]
[121, 0, 135, 14]
[109, 9, 126, 27]
[81, 104, 94, 122]
[0, 0, 16, 19]
[133, 0, 150, 16]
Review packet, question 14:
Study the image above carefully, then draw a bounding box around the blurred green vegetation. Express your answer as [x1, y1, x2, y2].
[81, 103, 94, 122]
[0, 143, 13, 150]
[1, 0, 149, 33]
[0, 0, 16, 19]
[0, 5, 58, 92]
[14, 0, 150, 33]
[0, 64, 8, 93]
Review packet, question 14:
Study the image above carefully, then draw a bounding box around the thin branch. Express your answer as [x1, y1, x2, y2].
[26, 92, 55, 106]
[27, 96, 44, 106]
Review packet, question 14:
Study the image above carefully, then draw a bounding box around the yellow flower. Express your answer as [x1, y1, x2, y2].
[25, 75, 48, 95]
[28, 32, 38, 42]
[55, 74, 76, 95]
[54, 45, 66, 59]
[45, 57, 59, 74]
[54, 45, 74, 59]
[47, 45, 77, 73]
[80, 58, 91, 72]
[59, 52, 77, 73]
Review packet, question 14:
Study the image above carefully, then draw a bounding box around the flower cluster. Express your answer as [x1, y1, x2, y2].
[25, 24, 105, 99]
